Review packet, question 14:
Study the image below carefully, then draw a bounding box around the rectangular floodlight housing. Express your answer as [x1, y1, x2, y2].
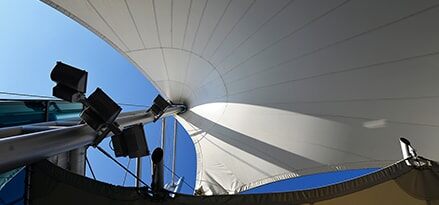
[50, 62, 88, 102]
[50, 62, 88, 93]
[150, 104, 162, 116]
[80, 88, 121, 132]
[111, 124, 150, 158]
[86, 88, 121, 124]
[111, 133, 128, 157]
[80, 107, 106, 131]
[151, 95, 171, 122]
[124, 124, 149, 158]
[52, 84, 85, 102]
[153, 95, 170, 111]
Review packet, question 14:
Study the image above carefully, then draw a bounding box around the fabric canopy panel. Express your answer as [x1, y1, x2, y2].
[42, 0, 439, 194]
[29, 159, 439, 204]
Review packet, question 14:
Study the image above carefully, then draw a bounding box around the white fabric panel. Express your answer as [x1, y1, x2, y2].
[88, 0, 145, 50]
[209, 0, 290, 67]
[43, 0, 439, 195]
[154, 0, 172, 47]
[202, 0, 254, 58]
[190, 0, 231, 54]
[219, 0, 346, 74]
[45, 0, 129, 51]
[126, 0, 160, 48]
[127, 49, 168, 81]
[182, 0, 207, 51]
[162, 48, 190, 83]
[172, 0, 191, 49]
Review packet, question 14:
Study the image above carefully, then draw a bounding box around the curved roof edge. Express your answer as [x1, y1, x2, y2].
[30, 157, 439, 204]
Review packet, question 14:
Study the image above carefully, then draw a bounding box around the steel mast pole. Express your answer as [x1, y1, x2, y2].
[161, 117, 166, 149]
[136, 157, 142, 187]
[136, 127, 145, 188]
[172, 117, 177, 184]
[160, 116, 166, 185]
[0, 105, 185, 173]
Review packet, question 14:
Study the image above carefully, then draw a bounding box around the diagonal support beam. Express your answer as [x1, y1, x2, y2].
[0, 105, 185, 173]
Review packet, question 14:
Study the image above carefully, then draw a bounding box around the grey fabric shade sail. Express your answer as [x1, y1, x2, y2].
[42, 0, 439, 194]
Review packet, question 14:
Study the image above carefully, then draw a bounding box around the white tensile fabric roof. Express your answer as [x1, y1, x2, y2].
[43, 0, 439, 195]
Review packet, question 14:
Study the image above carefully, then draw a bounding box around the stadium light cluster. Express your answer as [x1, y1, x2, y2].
[50, 61, 150, 158]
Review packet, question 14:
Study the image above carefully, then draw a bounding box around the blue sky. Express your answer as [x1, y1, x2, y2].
[0, 0, 196, 194]
[0, 0, 376, 198]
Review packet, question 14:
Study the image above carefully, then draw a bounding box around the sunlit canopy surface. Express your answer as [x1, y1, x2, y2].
[43, 0, 439, 194]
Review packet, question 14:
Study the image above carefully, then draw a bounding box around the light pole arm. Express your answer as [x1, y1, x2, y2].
[0, 105, 185, 173]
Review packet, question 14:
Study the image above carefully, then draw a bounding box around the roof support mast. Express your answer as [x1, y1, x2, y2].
[0, 106, 185, 173]
[161, 117, 166, 150]
[136, 156, 143, 187]
[172, 117, 177, 184]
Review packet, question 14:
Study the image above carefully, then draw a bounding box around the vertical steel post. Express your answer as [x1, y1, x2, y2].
[136, 157, 142, 187]
[159, 118, 166, 188]
[172, 117, 177, 184]
[69, 146, 86, 175]
[161, 117, 166, 149]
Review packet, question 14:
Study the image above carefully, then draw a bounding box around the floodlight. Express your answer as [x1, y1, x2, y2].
[111, 133, 127, 157]
[80, 88, 121, 131]
[111, 124, 150, 158]
[150, 95, 171, 122]
[50, 62, 88, 102]
[153, 95, 170, 111]
[81, 107, 105, 131]
[150, 104, 162, 120]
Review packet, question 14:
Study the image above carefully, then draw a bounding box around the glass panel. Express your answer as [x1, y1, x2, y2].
[47, 101, 83, 120]
[0, 101, 46, 128]
[0, 100, 83, 128]
[0, 100, 83, 204]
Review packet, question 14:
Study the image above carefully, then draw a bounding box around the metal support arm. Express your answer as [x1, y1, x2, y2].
[0, 105, 185, 173]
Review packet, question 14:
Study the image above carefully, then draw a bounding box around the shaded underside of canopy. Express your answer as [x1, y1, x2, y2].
[42, 0, 439, 194]
[29, 159, 439, 204]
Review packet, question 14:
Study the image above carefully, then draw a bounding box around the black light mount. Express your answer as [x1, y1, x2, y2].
[81, 88, 124, 145]
[50, 61, 88, 102]
[50, 62, 123, 145]
[49, 62, 183, 157]
[81, 88, 122, 131]
[111, 124, 150, 158]
[149, 95, 171, 122]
